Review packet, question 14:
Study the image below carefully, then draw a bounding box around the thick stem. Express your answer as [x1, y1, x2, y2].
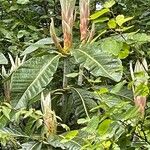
[62, 58, 69, 123]
[4, 80, 11, 102]
[63, 58, 69, 89]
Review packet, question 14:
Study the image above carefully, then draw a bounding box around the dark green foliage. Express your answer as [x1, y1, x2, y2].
[0, 0, 150, 150]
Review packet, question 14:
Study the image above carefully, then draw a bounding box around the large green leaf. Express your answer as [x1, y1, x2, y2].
[72, 44, 123, 82]
[0, 53, 8, 64]
[11, 54, 60, 109]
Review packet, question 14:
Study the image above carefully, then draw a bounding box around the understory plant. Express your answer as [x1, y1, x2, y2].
[0, 0, 150, 149]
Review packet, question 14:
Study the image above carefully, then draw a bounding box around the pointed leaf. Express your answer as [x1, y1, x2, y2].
[50, 18, 62, 51]
[11, 54, 60, 109]
[0, 53, 8, 64]
[21, 38, 54, 56]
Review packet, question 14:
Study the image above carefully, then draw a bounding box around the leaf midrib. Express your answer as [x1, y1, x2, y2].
[18, 55, 59, 104]
[77, 49, 114, 80]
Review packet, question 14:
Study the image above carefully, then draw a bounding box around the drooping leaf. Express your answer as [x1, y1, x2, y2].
[72, 44, 123, 82]
[0, 53, 8, 64]
[21, 38, 54, 56]
[11, 54, 60, 109]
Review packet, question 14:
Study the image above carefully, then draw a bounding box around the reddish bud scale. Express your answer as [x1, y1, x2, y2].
[134, 96, 146, 117]
[80, 0, 90, 42]
[60, 0, 76, 54]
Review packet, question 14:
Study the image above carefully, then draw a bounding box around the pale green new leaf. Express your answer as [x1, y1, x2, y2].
[72, 44, 123, 82]
[11, 54, 60, 109]
[0, 53, 8, 64]
[62, 130, 78, 142]
[98, 119, 112, 136]
[108, 19, 117, 29]
[90, 8, 110, 20]
[116, 15, 133, 26]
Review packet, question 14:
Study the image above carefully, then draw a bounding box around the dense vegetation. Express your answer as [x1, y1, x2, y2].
[0, 0, 149, 149]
